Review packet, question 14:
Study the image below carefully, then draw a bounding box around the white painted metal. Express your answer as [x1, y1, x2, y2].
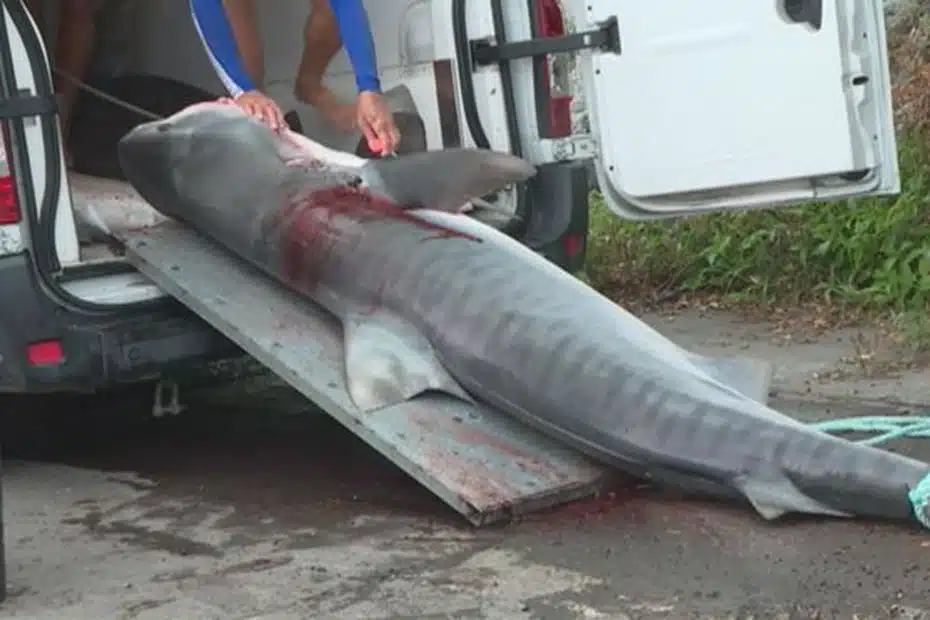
[577, 0, 900, 218]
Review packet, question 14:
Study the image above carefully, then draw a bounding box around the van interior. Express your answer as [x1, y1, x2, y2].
[6, 0, 575, 306]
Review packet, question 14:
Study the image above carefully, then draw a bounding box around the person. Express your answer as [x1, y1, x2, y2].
[23, 0, 138, 162]
[189, 0, 401, 155]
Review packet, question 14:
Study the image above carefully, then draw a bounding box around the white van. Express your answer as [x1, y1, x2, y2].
[0, 0, 900, 394]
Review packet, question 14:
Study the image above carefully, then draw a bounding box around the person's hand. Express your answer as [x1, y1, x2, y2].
[233, 90, 286, 132]
[356, 91, 400, 155]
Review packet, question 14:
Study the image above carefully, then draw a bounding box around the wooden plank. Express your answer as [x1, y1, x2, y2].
[120, 224, 608, 525]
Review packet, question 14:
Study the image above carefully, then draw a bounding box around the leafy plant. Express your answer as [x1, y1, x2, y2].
[585, 131, 930, 335]
[582, 7, 930, 344]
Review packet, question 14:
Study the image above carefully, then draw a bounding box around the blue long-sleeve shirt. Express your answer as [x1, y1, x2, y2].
[189, 0, 381, 97]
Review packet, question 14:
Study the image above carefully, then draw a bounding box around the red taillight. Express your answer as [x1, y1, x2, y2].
[561, 233, 584, 258]
[27, 340, 65, 366]
[0, 122, 20, 225]
[547, 94, 573, 138]
[536, 0, 564, 36]
[0, 174, 19, 225]
[534, 0, 573, 139]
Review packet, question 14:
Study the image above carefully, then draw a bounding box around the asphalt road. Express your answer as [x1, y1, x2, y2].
[0, 311, 927, 619]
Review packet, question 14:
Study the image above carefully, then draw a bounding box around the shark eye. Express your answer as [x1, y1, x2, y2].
[156, 122, 172, 134]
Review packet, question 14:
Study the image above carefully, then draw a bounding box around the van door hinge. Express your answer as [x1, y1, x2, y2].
[0, 90, 57, 121]
[470, 16, 621, 66]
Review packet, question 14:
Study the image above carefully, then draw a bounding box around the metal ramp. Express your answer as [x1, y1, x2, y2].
[119, 224, 609, 526]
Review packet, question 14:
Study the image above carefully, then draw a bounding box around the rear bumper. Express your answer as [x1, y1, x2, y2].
[0, 253, 239, 393]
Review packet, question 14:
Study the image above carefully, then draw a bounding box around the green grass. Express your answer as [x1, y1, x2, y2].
[585, 132, 930, 335]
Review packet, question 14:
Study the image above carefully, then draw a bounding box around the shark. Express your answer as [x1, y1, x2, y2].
[117, 101, 930, 530]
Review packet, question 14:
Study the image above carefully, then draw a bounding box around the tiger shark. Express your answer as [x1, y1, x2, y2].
[117, 101, 930, 530]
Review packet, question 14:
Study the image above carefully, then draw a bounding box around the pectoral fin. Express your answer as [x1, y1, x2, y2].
[689, 353, 774, 404]
[343, 310, 473, 412]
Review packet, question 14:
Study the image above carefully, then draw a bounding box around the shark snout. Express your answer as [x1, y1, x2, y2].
[120, 119, 184, 164]
[117, 120, 188, 205]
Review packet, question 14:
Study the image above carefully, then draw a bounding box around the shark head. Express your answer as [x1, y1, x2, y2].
[117, 101, 287, 222]
[119, 99, 539, 223]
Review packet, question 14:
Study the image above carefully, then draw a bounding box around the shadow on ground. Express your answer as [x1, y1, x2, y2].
[0, 384, 928, 618]
[1, 387, 453, 528]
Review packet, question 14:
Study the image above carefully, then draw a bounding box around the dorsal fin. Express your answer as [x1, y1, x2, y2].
[357, 149, 537, 212]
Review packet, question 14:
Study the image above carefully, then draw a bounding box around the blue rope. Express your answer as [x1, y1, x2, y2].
[908, 474, 930, 529]
[808, 416, 930, 446]
[807, 415, 930, 529]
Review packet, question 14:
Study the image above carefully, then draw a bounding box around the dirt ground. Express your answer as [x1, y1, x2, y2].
[1, 309, 929, 620]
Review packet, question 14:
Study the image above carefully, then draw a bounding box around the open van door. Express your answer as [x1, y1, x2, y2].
[574, 0, 899, 219]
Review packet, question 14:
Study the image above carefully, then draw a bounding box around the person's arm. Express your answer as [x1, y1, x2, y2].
[328, 0, 380, 94]
[188, 0, 258, 96]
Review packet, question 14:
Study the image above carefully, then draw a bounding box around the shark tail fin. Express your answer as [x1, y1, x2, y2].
[358, 149, 537, 212]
